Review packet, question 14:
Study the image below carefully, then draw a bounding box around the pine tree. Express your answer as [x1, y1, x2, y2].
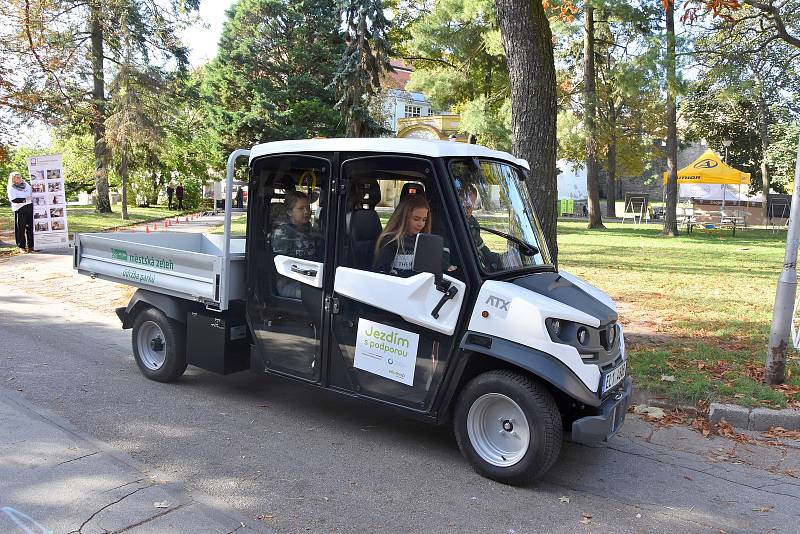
[204, 0, 344, 151]
[330, 0, 395, 137]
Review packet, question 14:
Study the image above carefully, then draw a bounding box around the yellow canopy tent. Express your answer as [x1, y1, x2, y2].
[662, 149, 750, 185]
[663, 149, 752, 227]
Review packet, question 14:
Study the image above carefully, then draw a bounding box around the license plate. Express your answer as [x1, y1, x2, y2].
[602, 361, 627, 394]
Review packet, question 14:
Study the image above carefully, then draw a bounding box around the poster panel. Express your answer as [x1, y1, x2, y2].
[27, 154, 68, 250]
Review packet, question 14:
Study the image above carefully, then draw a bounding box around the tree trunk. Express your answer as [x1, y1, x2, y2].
[119, 149, 129, 220]
[90, 1, 111, 213]
[584, 6, 604, 229]
[662, 1, 679, 237]
[495, 0, 558, 264]
[757, 87, 770, 222]
[607, 109, 618, 218]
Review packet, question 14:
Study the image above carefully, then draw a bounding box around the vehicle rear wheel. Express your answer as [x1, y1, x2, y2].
[131, 307, 187, 382]
[454, 370, 562, 485]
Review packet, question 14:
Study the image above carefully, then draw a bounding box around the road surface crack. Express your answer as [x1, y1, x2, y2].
[113, 502, 191, 533]
[67, 484, 153, 533]
[55, 451, 100, 466]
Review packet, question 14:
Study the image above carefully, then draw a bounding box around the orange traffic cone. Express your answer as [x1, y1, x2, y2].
[174, 217, 179, 224]
[153, 223, 158, 231]
[165, 219, 170, 227]
[145, 224, 150, 234]
[185, 216, 189, 223]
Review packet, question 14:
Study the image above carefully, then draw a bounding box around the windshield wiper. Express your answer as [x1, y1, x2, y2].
[476, 225, 539, 256]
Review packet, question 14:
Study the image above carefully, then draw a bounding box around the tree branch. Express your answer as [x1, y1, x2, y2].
[741, 0, 800, 48]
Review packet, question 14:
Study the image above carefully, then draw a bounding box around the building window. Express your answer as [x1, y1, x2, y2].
[404, 105, 422, 118]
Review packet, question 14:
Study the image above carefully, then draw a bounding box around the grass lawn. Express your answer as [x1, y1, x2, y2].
[156, 210, 800, 408]
[0, 205, 197, 238]
[210, 215, 248, 236]
[557, 220, 799, 408]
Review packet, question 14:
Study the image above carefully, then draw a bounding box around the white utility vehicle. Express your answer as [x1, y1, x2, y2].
[74, 138, 632, 484]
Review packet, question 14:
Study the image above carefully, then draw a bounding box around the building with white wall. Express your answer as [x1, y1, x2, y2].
[382, 61, 434, 134]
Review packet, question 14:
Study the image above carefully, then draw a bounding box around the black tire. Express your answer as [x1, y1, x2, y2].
[131, 307, 188, 382]
[453, 370, 562, 485]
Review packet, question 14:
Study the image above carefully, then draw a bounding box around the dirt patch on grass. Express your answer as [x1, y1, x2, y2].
[616, 300, 673, 344]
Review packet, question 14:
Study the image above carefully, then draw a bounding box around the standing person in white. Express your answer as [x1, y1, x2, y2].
[6, 171, 34, 252]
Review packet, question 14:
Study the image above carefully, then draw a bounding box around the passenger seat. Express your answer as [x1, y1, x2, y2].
[346, 179, 382, 270]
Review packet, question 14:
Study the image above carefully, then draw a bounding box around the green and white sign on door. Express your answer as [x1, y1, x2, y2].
[354, 318, 419, 386]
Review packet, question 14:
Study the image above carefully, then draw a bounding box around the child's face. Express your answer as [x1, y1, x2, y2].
[288, 199, 311, 225]
[406, 207, 428, 235]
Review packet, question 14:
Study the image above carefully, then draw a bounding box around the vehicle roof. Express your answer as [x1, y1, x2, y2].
[248, 138, 530, 170]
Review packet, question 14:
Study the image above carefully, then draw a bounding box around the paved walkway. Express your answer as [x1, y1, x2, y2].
[0, 213, 270, 533]
[0, 389, 271, 534]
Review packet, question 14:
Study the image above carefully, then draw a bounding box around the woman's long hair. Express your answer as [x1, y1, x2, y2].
[375, 194, 432, 258]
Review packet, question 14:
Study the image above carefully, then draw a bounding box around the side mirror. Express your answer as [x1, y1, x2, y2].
[413, 233, 444, 283]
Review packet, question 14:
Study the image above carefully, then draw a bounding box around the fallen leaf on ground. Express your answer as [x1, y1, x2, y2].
[559, 496, 570, 504]
[580, 513, 592, 525]
[153, 501, 170, 508]
[660, 374, 676, 382]
[634, 405, 666, 419]
[763, 427, 800, 440]
[752, 507, 773, 513]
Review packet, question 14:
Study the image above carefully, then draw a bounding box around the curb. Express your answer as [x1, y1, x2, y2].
[632, 388, 800, 431]
[709, 402, 800, 431]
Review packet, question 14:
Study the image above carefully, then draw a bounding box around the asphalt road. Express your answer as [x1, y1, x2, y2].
[2, 266, 800, 533]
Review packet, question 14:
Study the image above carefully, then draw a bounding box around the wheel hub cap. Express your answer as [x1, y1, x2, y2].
[137, 321, 167, 370]
[466, 393, 531, 467]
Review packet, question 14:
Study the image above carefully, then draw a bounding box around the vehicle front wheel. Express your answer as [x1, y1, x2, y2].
[454, 370, 562, 485]
[131, 307, 187, 382]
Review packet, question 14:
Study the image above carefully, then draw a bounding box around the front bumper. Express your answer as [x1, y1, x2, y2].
[570, 377, 633, 444]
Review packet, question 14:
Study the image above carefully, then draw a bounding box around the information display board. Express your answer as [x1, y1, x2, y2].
[27, 154, 69, 250]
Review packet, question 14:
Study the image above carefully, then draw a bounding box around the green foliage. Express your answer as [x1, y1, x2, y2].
[0, 135, 95, 204]
[682, 80, 767, 192]
[690, 6, 800, 193]
[553, 2, 665, 179]
[556, 110, 585, 163]
[331, 0, 394, 137]
[405, 0, 509, 149]
[203, 0, 344, 151]
[766, 120, 800, 190]
[180, 175, 204, 209]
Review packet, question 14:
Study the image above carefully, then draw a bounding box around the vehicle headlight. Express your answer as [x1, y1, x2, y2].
[545, 318, 618, 360]
[577, 327, 589, 346]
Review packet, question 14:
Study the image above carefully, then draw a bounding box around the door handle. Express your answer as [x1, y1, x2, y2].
[291, 264, 318, 277]
[431, 286, 458, 319]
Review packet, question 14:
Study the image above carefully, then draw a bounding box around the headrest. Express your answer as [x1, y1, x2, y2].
[350, 179, 381, 210]
[272, 175, 296, 197]
[399, 182, 425, 203]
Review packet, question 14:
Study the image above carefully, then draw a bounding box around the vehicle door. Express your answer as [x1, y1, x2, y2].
[327, 155, 468, 412]
[246, 153, 332, 382]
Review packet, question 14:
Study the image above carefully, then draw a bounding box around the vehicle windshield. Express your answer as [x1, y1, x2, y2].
[449, 158, 552, 273]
